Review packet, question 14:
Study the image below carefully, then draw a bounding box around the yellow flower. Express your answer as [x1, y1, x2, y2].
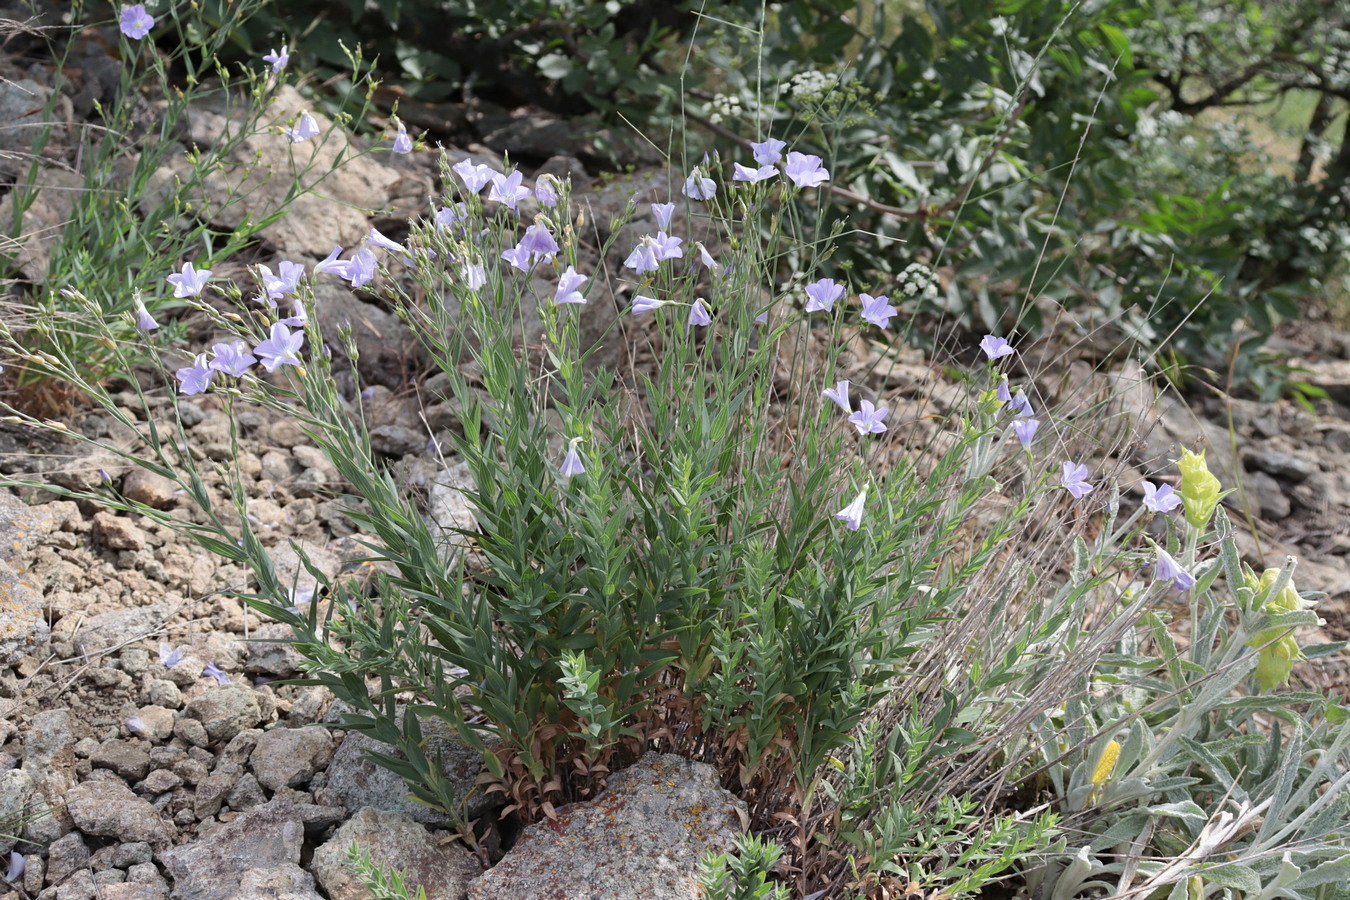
[1176, 448, 1223, 530]
[1090, 740, 1121, 785]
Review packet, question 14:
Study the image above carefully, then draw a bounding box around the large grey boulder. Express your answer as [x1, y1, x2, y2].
[467, 752, 745, 900]
[162, 799, 305, 900]
[324, 721, 490, 824]
[310, 807, 482, 900]
[143, 85, 418, 261]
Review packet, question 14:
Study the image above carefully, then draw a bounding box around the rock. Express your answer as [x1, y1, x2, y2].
[145, 86, 414, 261]
[314, 283, 419, 389]
[268, 542, 342, 611]
[44, 832, 89, 884]
[369, 425, 426, 458]
[0, 559, 48, 666]
[0, 166, 82, 278]
[243, 624, 305, 678]
[120, 646, 152, 675]
[231, 864, 324, 900]
[93, 841, 153, 870]
[23, 709, 76, 777]
[0, 78, 54, 157]
[141, 769, 183, 795]
[1244, 470, 1291, 520]
[193, 773, 236, 820]
[1244, 449, 1316, 482]
[64, 780, 174, 848]
[91, 511, 148, 551]
[148, 680, 184, 710]
[287, 687, 333, 726]
[428, 461, 477, 540]
[0, 768, 38, 853]
[130, 706, 176, 743]
[249, 728, 334, 791]
[311, 807, 481, 900]
[467, 752, 744, 900]
[0, 491, 62, 563]
[225, 773, 267, 812]
[1303, 358, 1350, 405]
[1291, 471, 1348, 511]
[121, 469, 180, 509]
[476, 110, 662, 169]
[92, 884, 168, 900]
[162, 800, 305, 900]
[324, 714, 490, 823]
[61, 605, 171, 657]
[183, 685, 264, 744]
[90, 740, 152, 781]
[54, 868, 97, 900]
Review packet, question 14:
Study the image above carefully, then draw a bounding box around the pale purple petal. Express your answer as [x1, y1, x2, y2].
[822, 380, 850, 412]
[751, 138, 786, 165]
[980, 335, 1015, 360]
[835, 489, 867, 531]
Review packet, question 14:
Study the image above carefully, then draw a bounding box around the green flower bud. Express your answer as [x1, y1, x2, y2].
[1176, 448, 1222, 530]
[1245, 568, 1305, 691]
[1253, 633, 1301, 692]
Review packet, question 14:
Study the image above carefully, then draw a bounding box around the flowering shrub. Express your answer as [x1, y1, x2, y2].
[0, 121, 1096, 892]
[4, 10, 1350, 897]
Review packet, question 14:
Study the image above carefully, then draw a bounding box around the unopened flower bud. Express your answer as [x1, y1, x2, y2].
[1245, 567, 1307, 691]
[1176, 448, 1222, 530]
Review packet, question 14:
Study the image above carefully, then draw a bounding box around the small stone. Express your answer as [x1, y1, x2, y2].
[171, 757, 209, 787]
[183, 684, 264, 744]
[130, 706, 175, 743]
[90, 740, 152, 781]
[140, 768, 182, 795]
[176, 402, 205, 427]
[88, 667, 132, 690]
[119, 647, 151, 676]
[173, 717, 209, 749]
[147, 679, 183, 709]
[369, 424, 426, 458]
[225, 773, 266, 812]
[194, 773, 236, 820]
[105, 842, 152, 869]
[249, 727, 334, 791]
[120, 469, 179, 509]
[125, 862, 163, 885]
[43, 832, 89, 884]
[244, 623, 305, 678]
[233, 864, 324, 900]
[267, 418, 309, 448]
[90, 512, 147, 551]
[93, 884, 167, 900]
[215, 730, 263, 778]
[54, 868, 96, 900]
[287, 687, 332, 726]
